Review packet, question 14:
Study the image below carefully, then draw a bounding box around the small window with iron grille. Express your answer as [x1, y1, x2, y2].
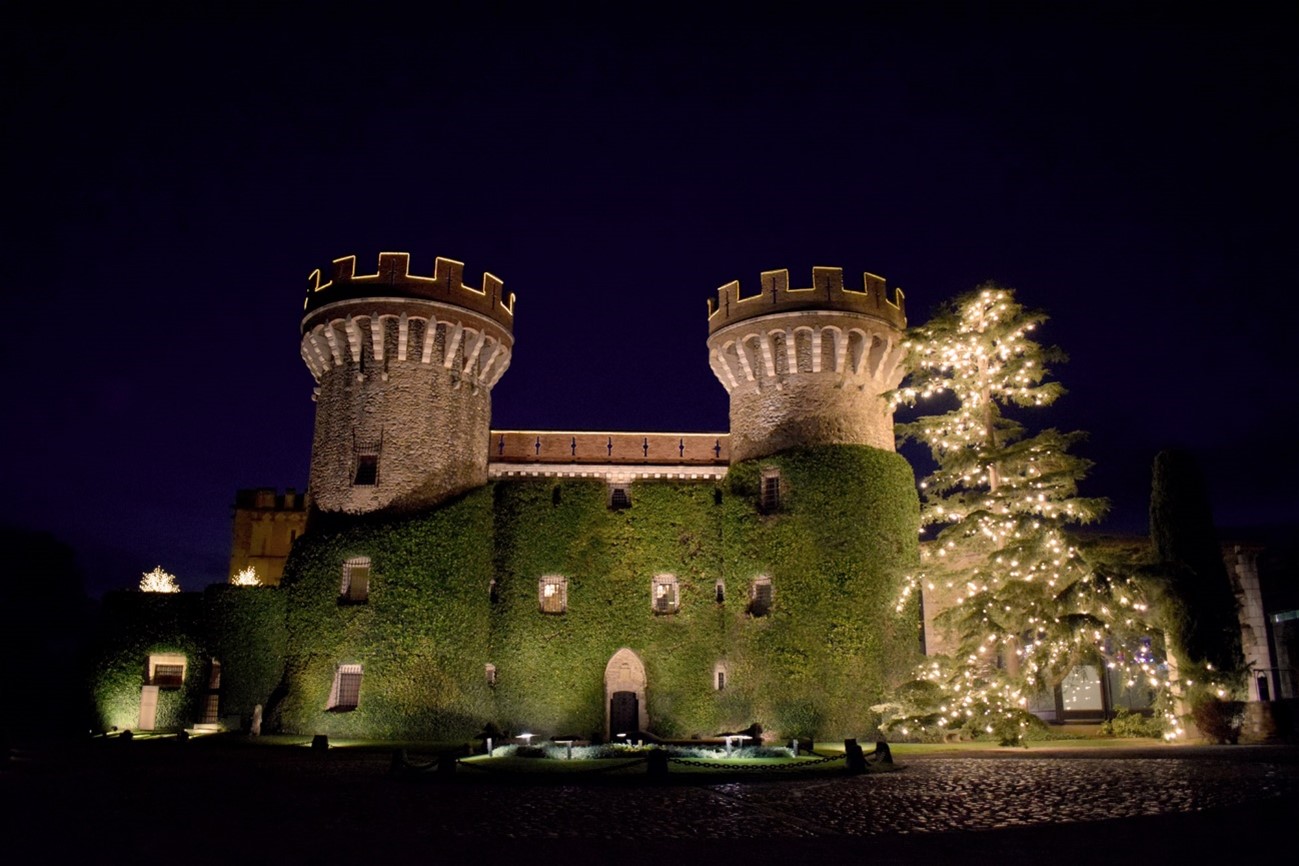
[652, 574, 679, 615]
[485, 663, 497, 686]
[200, 658, 221, 724]
[748, 576, 773, 617]
[538, 575, 567, 614]
[353, 454, 379, 486]
[327, 664, 363, 711]
[609, 483, 632, 510]
[200, 694, 220, 725]
[714, 662, 728, 691]
[759, 468, 781, 514]
[147, 653, 187, 689]
[353, 433, 382, 486]
[341, 556, 371, 603]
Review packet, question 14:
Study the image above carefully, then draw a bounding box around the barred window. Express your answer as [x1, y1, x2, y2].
[147, 653, 187, 688]
[341, 556, 371, 602]
[353, 454, 378, 486]
[714, 662, 728, 691]
[538, 575, 567, 614]
[328, 664, 363, 711]
[760, 469, 781, 513]
[652, 574, 679, 615]
[609, 484, 632, 510]
[748, 576, 773, 617]
[485, 663, 497, 686]
[200, 694, 220, 725]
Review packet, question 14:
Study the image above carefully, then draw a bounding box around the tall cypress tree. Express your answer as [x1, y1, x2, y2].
[887, 284, 1169, 741]
[1149, 449, 1244, 679]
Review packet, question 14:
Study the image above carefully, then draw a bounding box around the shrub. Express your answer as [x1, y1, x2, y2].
[1191, 698, 1244, 744]
[1100, 709, 1165, 739]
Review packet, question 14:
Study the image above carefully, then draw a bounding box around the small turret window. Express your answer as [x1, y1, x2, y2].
[609, 484, 632, 510]
[352, 433, 382, 486]
[353, 455, 378, 486]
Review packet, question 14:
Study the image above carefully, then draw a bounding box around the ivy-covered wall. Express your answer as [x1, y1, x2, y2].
[277, 444, 920, 741]
[88, 445, 919, 739]
[90, 592, 206, 731]
[277, 488, 497, 739]
[204, 584, 287, 727]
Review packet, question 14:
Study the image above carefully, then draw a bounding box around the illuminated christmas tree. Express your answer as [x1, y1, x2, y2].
[886, 284, 1175, 742]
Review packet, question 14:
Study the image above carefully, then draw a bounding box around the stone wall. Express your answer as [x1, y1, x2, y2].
[302, 303, 512, 516]
[228, 488, 306, 586]
[490, 430, 729, 465]
[708, 310, 906, 461]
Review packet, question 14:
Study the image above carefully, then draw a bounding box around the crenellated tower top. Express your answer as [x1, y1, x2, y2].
[299, 251, 515, 520]
[707, 267, 905, 335]
[706, 265, 909, 462]
[303, 252, 515, 334]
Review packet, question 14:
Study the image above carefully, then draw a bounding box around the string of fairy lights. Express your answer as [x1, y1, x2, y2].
[885, 287, 1219, 741]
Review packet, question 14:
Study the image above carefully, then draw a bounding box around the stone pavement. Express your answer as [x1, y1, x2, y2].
[4, 742, 1297, 864]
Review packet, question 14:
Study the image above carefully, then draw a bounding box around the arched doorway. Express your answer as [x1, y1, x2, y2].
[604, 648, 647, 738]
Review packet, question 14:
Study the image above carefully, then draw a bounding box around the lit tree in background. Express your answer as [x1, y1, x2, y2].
[139, 565, 180, 593]
[883, 284, 1176, 742]
[230, 565, 262, 587]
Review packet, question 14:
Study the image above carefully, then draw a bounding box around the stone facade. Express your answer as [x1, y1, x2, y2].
[706, 269, 907, 461]
[95, 253, 1296, 741]
[300, 253, 513, 516]
[300, 258, 905, 515]
[227, 488, 306, 586]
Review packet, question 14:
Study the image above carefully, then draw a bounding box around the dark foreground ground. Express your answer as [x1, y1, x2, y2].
[3, 739, 1297, 864]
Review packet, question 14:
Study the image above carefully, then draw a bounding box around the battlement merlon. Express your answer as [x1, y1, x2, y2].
[706, 267, 906, 335]
[302, 252, 515, 333]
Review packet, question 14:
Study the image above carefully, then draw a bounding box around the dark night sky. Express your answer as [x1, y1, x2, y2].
[4, 4, 1295, 594]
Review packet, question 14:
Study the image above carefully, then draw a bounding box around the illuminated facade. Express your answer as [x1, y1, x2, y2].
[108, 253, 917, 740]
[94, 252, 1288, 741]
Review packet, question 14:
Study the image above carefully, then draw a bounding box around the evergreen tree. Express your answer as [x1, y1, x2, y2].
[1149, 449, 1244, 680]
[884, 284, 1171, 742]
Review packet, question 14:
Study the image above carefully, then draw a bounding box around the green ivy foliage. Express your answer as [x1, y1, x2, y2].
[272, 445, 920, 742]
[89, 592, 206, 731]
[277, 488, 497, 740]
[204, 584, 287, 726]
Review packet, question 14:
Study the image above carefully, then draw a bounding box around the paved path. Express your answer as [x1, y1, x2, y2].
[4, 743, 1297, 863]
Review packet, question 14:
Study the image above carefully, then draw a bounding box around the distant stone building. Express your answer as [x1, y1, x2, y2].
[228, 488, 306, 586]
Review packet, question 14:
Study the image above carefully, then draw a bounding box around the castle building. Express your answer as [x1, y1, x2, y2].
[92, 251, 923, 741]
[88, 251, 1294, 743]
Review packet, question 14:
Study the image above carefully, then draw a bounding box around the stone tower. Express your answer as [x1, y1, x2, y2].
[299, 252, 514, 516]
[706, 267, 907, 462]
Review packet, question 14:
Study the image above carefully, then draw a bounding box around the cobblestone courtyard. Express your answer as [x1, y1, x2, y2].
[5, 743, 1297, 864]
